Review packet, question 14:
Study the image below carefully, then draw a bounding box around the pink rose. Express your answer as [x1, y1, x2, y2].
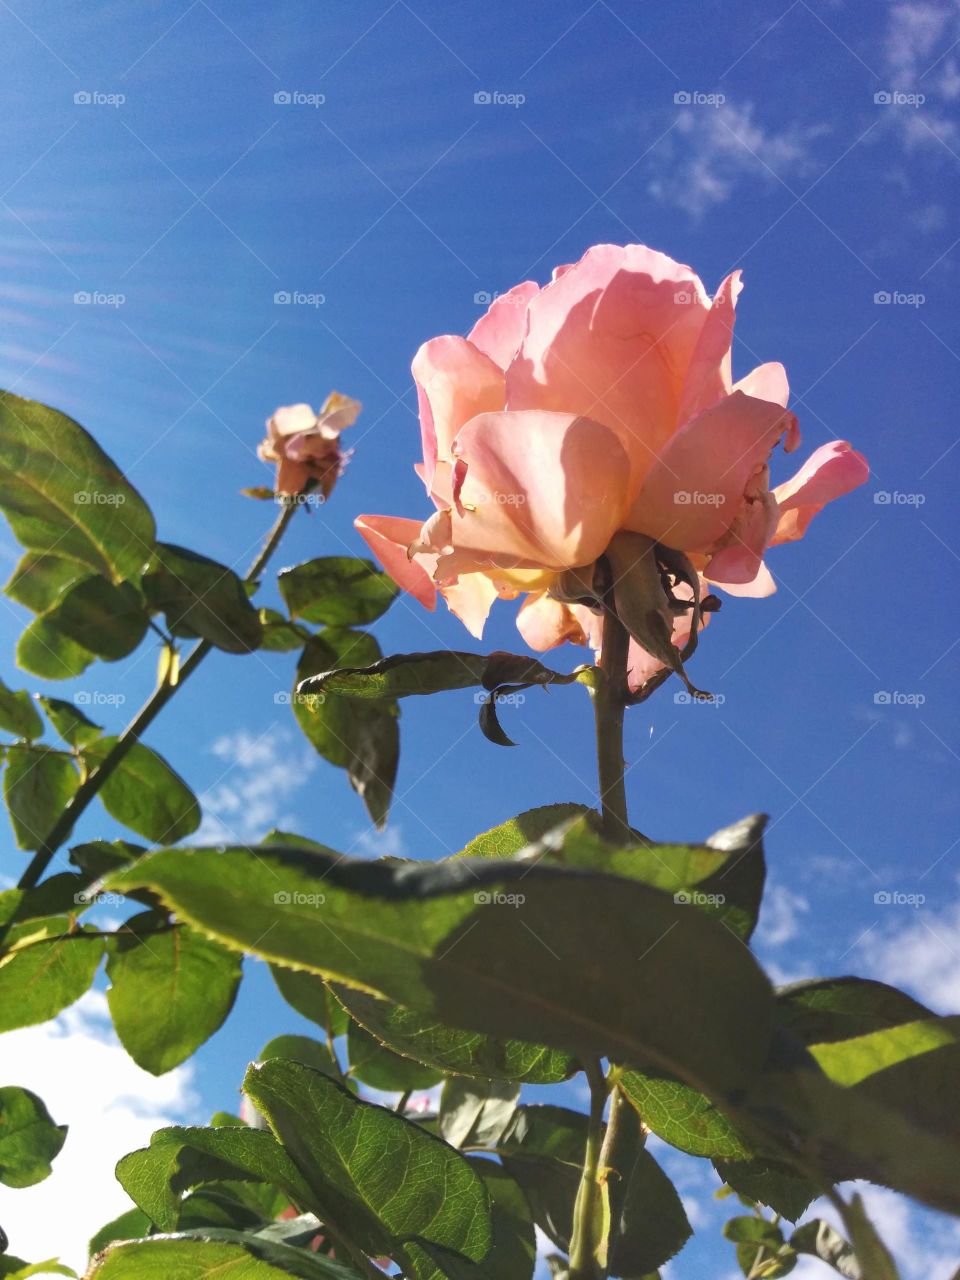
[259, 392, 361, 497]
[356, 245, 867, 693]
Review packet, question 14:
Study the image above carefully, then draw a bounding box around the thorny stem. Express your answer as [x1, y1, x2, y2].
[590, 593, 632, 841]
[17, 501, 299, 893]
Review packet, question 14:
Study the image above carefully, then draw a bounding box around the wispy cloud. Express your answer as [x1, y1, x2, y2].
[756, 882, 811, 947]
[648, 102, 825, 216]
[858, 891, 960, 1009]
[880, 0, 960, 149]
[196, 728, 316, 844]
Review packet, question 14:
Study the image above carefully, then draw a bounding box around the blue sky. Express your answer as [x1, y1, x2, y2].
[1, 0, 959, 1274]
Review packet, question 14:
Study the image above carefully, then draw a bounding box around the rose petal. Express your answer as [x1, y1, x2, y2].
[623, 390, 798, 551]
[354, 514, 437, 611]
[516, 592, 598, 651]
[268, 403, 318, 438]
[439, 573, 499, 639]
[506, 243, 712, 492]
[316, 391, 362, 437]
[733, 361, 789, 409]
[771, 441, 870, 544]
[468, 282, 539, 370]
[707, 561, 777, 598]
[677, 270, 743, 424]
[413, 336, 504, 490]
[704, 488, 779, 583]
[430, 410, 631, 576]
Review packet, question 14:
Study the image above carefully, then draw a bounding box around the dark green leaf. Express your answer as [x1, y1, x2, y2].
[258, 609, 311, 653]
[108, 845, 777, 1103]
[609, 1148, 692, 1275]
[87, 1234, 360, 1279]
[300, 651, 578, 702]
[714, 1157, 817, 1222]
[116, 1126, 313, 1231]
[776, 977, 933, 1044]
[243, 1057, 493, 1263]
[0, 917, 103, 1032]
[294, 632, 398, 827]
[345, 1018, 443, 1092]
[38, 697, 102, 748]
[69, 839, 145, 880]
[278, 557, 398, 626]
[723, 1216, 784, 1246]
[83, 738, 200, 842]
[0, 391, 156, 583]
[619, 1068, 752, 1160]
[143, 543, 263, 653]
[333, 987, 574, 1084]
[4, 552, 87, 614]
[791, 1219, 861, 1278]
[498, 1106, 590, 1252]
[16, 616, 94, 680]
[269, 966, 348, 1039]
[0, 1086, 66, 1187]
[107, 913, 241, 1074]
[258, 1034, 339, 1077]
[3, 746, 79, 850]
[45, 577, 147, 660]
[0, 680, 43, 740]
[439, 1079, 520, 1149]
[89, 1206, 153, 1256]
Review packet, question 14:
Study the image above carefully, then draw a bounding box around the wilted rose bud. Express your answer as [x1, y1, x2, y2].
[258, 392, 361, 498]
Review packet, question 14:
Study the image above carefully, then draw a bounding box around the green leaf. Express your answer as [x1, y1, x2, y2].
[791, 1219, 861, 1278]
[278, 557, 398, 626]
[0, 391, 156, 582]
[87, 1234, 360, 1279]
[294, 632, 398, 827]
[83, 738, 200, 842]
[258, 1034, 339, 1077]
[0, 1086, 66, 1187]
[724, 1216, 784, 1246]
[332, 986, 575, 1083]
[776, 977, 933, 1043]
[0, 917, 104, 1032]
[44, 577, 147, 660]
[345, 1018, 443, 1092]
[38, 697, 102, 748]
[0, 681, 43, 740]
[69, 839, 145, 880]
[4, 552, 87, 614]
[269, 966, 348, 1039]
[619, 1068, 752, 1160]
[300, 650, 577, 702]
[0, 1259, 76, 1278]
[3, 746, 79, 850]
[609, 1148, 692, 1275]
[497, 1105, 590, 1253]
[243, 1057, 493, 1264]
[106, 913, 242, 1074]
[439, 1079, 520, 1149]
[714, 1157, 818, 1222]
[89, 1206, 154, 1255]
[258, 609, 311, 653]
[117, 1126, 313, 1231]
[143, 543, 263, 653]
[107, 844, 777, 1103]
[456, 805, 591, 859]
[16, 616, 94, 680]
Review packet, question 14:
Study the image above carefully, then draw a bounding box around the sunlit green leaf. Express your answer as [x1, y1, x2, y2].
[278, 557, 398, 626]
[0, 917, 103, 1032]
[83, 738, 200, 842]
[3, 745, 79, 850]
[143, 543, 263, 653]
[0, 1086, 66, 1187]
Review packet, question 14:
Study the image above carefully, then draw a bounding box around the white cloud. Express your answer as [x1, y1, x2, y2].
[881, 1, 960, 149]
[858, 893, 960, 1010]
[756, 883, 811, 947]
[648, 102, 825, 216]
[196, 728, 316, 844]
[0, 991, 198, 1271]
